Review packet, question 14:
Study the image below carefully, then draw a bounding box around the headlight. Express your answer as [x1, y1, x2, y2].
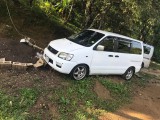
[58, 52, 74, 61]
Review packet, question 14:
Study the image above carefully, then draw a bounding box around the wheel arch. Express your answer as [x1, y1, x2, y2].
[129, 66, 135, 73]
[124, 66, 135, 74]
[70, 63, 90, 75]
[122, 66, 135, 80]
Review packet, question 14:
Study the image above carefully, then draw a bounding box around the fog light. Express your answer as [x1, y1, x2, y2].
[56, 62, 62, 68]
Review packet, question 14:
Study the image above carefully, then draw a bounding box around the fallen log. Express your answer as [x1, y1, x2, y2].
[20, 38, 44, 51]
[0, 58, 5, 62]
[12, 62, 33, 70]
[33, 58, 46, 68]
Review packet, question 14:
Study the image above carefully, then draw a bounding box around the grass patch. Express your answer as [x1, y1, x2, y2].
[50, 77, 133, 119]
[0, 76, 149, 119]
[99, 79, 131, 111]
[137, 73, 155, 85]
[0, 88, 39, 120]
[52, 79, 97, 119]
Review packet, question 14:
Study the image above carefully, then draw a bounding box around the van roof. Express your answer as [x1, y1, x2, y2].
[89, 29, 142, 43]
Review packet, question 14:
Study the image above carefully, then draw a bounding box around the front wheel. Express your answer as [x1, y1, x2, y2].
[122, 67, 135, 80]
[141, 62, 144, 68]
[70, 64, 88, 80]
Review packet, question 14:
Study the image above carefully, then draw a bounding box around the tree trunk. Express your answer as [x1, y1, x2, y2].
[84, 0, 95, 28]
[29, 0, 34, 6]
[64, 1, 74, 23]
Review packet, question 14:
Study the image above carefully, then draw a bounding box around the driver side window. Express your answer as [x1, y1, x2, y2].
[98, 37, 115, 52]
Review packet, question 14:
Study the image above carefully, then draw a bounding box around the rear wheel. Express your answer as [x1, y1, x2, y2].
[122, 67, 135, 80]
[70, 64, 88, 80]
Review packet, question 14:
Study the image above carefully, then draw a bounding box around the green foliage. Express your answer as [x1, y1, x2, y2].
[0, 1, 8, 18]
[37, 1, 55, 16]
[74, 110, 88, 120]
[19, 88, 38, 107]
[0, 88, 38, 120]
[100, 80, 130, 98]
[154, 47, 160, 63]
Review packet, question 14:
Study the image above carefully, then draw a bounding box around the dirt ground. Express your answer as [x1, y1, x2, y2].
[0, 33, 69, 119]
[98, 79, 160, 120]
[0, 34, 160, 120]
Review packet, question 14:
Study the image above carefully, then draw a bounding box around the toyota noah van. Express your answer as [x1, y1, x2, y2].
[43, 29, 143, 80]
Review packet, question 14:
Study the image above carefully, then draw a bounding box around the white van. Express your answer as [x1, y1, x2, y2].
[142, 44, 154, 68]
[43, 29, 143, 80]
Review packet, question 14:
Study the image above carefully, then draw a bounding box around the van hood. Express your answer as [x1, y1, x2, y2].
[49, 38, 85, 53]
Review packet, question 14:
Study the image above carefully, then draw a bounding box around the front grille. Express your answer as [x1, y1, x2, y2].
[48, 45, 58, 54]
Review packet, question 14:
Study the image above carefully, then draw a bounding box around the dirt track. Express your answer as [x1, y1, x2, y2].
[97, 72, 160, 120]
[116, 82, 160, 120]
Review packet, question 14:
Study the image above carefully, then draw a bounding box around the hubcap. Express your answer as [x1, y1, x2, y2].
[73, 66, 86, 80]
[126, 70, 133, 80]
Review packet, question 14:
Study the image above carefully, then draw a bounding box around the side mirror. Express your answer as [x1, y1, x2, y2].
[96, 45, 104, 51]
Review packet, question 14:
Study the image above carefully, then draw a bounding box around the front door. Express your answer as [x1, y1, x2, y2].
[90, 36, 118, 74]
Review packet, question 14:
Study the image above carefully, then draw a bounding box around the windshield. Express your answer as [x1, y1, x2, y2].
[67, 30, 105, 47]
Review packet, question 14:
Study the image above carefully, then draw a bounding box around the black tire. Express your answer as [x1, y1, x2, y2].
[70, 64, 88, 80]
[141, 62, 144, 68]
[122, 67, 135, 80]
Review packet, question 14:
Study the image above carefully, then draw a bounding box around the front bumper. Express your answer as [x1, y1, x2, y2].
[43, 48, 77, 74]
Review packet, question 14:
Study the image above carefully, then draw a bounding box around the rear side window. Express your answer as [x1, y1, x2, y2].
[117, 40, 131, 53]
[144, 46, 151, 54]
[131, 41, 142, 54]
[116, 38, 142, 55]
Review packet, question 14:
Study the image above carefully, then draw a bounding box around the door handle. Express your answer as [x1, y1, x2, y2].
[108, 55, 113, 57]
[115, 55, 119, 58]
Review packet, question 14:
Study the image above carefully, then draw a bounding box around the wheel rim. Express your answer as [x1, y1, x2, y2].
[73, 66, 87, 80]
[126, 70, 133, 80]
